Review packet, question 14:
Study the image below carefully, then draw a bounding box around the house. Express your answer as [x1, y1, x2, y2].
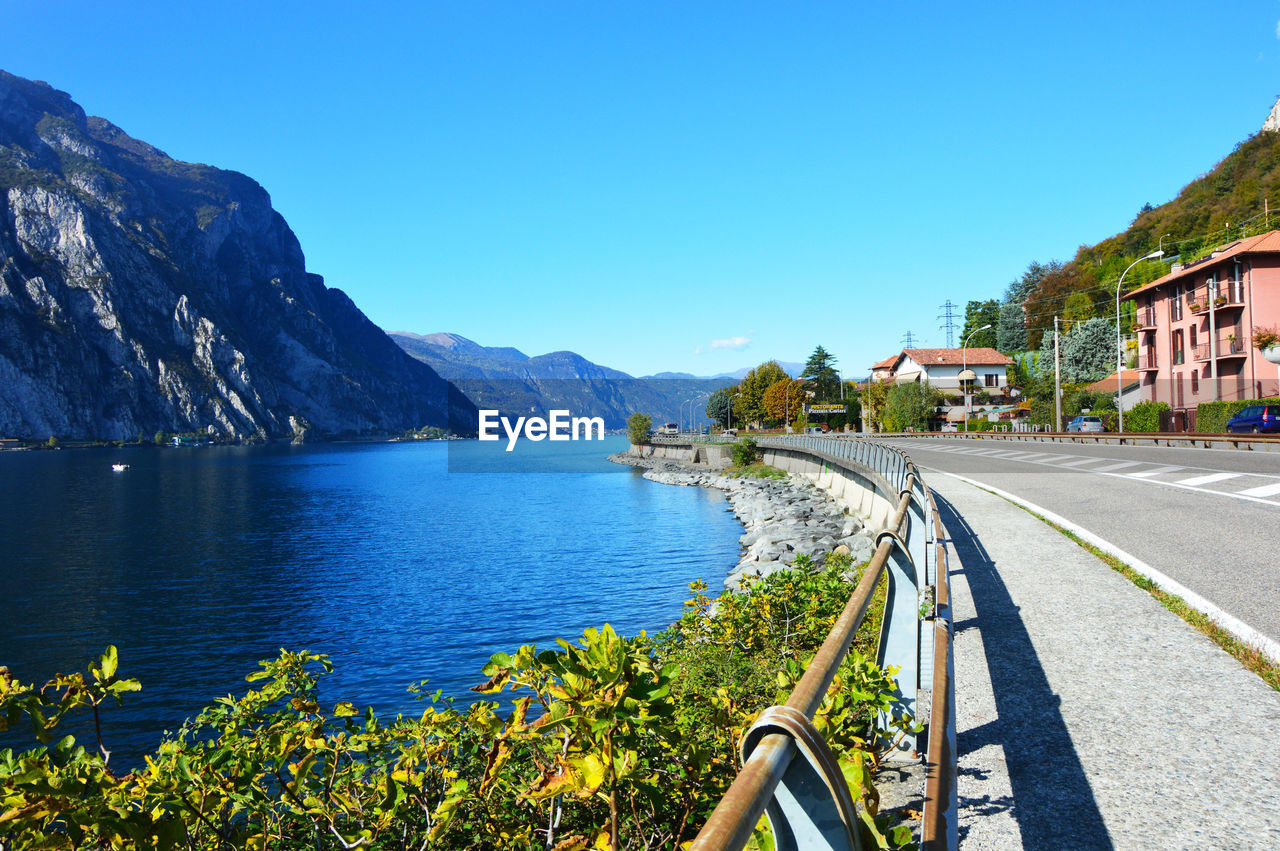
[1086, 370, 1142, 412]
[887, 348, 1014, 392]
[868, 355, 898, 382]
[1124, 230, 1280, 427]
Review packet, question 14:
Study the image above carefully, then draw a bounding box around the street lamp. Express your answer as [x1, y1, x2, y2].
[1116, 249, 1165, 434]
[784, 381, 794, 433]
[961, 324, 992, 433]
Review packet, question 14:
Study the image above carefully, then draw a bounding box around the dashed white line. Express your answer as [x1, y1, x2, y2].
[1092, 461, 1144, 472]
[1128, 466, 1183, 479]
[1236, 482, 1280, 498]
[1176, 472, 1242, 487]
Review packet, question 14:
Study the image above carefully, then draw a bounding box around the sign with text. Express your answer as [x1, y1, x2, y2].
[806, 403, 846, 414]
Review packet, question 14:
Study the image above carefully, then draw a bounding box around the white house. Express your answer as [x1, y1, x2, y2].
[889, 348, 1014, 392]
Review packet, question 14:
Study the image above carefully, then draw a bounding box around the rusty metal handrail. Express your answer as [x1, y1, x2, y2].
[691, 486, 915, 850]
[921, 495, 957, 849]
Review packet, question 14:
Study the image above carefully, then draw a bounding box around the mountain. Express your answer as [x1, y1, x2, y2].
[0, 71, 473, 441]
[388, 331, 733, 428]
[1020, 97, 1280, 348]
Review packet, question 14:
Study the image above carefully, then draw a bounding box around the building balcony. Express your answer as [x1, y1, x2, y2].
[1134, 307, 1157, 330]
[1193, 337, 1250, 361]
[1137, 351, 1159, 372]
[1188, 288, 1246, 315]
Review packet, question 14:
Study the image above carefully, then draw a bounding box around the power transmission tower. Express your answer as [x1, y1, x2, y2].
[937, 300, 960, 348]
[901, 331, 918, 348]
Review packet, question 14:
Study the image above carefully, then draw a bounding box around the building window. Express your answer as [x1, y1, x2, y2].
[1189, 325, 1197, 350]
[1175, 372, 1184, 408]
[1172, 329, 1184, 365]
[984, 373, 997, 387]
[1172, 284, 1183, 321]
[1191, 370, 1199, 395]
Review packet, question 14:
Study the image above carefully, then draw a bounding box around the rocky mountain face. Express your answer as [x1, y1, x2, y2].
[389, 331, 732, 429]
[0, 71, 474, 441]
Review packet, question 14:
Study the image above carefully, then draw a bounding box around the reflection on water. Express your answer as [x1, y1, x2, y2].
[0, 437, 741, 766]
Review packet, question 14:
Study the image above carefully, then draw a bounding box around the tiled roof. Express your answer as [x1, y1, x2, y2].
[901, 347, 1014, 366]
[870, 355, 898, 370]
[1126, 230, 1280, 298]
[1086, 370, 1140, 393]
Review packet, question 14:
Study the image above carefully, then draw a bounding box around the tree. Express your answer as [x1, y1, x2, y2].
[734, 361, 788, 428]
[627, 412, 652, 445]
[705, 387, 733, 427]
[1062, 317, 1116, 383]
[997, 260, 1060, 352]
[960, 300, 999, 350]
[862, 381, 889, 432]
[1063, 292, 1094, 324]
[882, 381, 940, 432]
[762, 378, 805, 427]
[800, 346, 840, 401]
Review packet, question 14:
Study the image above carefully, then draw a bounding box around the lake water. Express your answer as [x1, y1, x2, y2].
[0, 437, 741, 766]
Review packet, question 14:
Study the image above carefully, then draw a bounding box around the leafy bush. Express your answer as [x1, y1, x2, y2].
[0, 560, 915, 850]
[1126, 400, 1169, 433]
[731, 436, 759, 467]
[1196, 397, 1280, 433]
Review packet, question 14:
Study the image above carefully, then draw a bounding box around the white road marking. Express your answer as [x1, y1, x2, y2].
[1128, 466, 1183, 478]
[1176, 472, 1241, 486]
[1236, 482, 1280, 498]
[1091, 461, 1144, 472]
[1056, 458, 1099, 467]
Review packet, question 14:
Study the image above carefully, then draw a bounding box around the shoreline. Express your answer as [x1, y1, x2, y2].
[609, 452, 877, 590]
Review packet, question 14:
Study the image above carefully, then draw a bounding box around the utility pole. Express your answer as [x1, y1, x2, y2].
[1208, 277, 1219, 401]
[1054, 316, 1062, 432]
[937, 300, 960, 348]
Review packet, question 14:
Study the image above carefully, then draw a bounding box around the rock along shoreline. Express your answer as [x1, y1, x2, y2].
[608, 453, 878, 590]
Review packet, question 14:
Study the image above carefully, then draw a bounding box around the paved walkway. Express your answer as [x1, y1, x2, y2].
[927, 473, 1280, 850]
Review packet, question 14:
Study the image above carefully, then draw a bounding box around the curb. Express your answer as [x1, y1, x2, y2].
[926, 467, 1280, 665]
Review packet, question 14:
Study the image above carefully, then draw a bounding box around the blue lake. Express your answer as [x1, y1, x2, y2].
[0, 437, 741, 765]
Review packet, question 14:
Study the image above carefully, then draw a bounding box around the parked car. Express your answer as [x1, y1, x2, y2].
[1067, 415, 1105, 433]
[1225, 405, 1280, 434]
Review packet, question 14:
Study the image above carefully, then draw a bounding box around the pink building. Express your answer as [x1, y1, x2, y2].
[1125, 230, 1280, 427]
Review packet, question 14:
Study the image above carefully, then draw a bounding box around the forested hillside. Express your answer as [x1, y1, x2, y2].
[1004, 123, 1280, 349]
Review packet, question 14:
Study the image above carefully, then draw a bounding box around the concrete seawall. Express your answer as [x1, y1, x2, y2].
[629, 441, 897, 535]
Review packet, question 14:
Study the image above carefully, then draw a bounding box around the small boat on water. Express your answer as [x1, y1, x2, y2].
[112, 463, 130, 472]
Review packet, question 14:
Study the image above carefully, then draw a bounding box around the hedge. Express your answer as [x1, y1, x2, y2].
[1195, 397, 1280, 433]
[1126, 401, 1169, 433]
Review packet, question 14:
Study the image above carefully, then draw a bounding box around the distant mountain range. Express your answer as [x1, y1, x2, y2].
[389, 331, 744, 428]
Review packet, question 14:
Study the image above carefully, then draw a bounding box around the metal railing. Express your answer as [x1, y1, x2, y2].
[650, 434, 956, 849]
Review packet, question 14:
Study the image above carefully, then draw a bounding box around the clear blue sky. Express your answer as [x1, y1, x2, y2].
[6, 1, 1280, 377]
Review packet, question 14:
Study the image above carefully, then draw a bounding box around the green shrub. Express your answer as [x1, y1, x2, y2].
[1196, 397, 1280, 433]
[731, 436, 759, 466]
[1126, 400, 1169, 433]
[0, 560, 914, 850]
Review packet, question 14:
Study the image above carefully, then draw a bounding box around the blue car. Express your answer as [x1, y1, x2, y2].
[1225, 404, 1280, 434]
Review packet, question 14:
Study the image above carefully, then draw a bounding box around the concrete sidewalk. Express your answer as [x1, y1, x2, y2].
[927, 473, 1280, 850]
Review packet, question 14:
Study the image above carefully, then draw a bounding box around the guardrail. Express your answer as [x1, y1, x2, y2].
[651, 434, 956, 849]
[875, 430, 1280, 451]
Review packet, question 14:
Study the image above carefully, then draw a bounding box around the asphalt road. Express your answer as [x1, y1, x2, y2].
[880, 436, 1280, 648]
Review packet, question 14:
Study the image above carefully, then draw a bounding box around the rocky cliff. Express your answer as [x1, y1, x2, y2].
[0, 70, 474, 440]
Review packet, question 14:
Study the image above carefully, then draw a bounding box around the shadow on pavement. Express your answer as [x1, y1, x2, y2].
[934, 493, 1113, 850]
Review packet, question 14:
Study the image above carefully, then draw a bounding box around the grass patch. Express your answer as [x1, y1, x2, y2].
[999, 496, 1280, 693]
[723, 462, 788, 479]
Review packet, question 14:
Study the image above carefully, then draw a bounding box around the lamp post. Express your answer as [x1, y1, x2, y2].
[961, 324, 992, 433]
[1116, 249, 1165, 434]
